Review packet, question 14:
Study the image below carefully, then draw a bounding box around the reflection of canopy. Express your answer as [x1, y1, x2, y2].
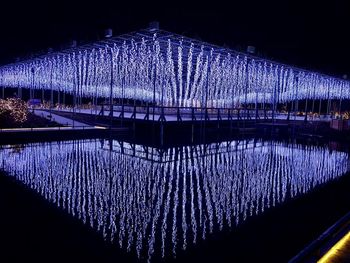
[0, 139, 349, 261]
[1, 28, 349, 107]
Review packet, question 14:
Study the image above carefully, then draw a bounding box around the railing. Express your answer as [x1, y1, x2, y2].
[96, 104, 275, 122]
[37, 104, 334, 122]
[0, 125, 100, 133]
[289, 211, 350, 263]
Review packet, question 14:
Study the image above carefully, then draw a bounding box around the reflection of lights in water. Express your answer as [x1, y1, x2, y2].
[0, 139, 349, 262]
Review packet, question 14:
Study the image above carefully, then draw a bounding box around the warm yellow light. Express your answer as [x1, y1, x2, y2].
[317, 231, 350, 263]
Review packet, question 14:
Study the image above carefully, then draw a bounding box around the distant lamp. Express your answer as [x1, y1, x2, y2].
[104, 28, 113, 38]
[149, 21, 160, 31]
[247, 45, 256, 54]
[343, 74, 348, 80]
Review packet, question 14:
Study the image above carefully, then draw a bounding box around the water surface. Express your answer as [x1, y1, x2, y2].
[0, 138, 348, 262]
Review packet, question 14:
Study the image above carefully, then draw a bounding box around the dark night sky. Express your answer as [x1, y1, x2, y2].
[0, 0, 349, 77]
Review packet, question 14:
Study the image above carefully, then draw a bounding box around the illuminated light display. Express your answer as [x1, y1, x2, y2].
[0, 139, 348, 261]
[0, 29, 349, 108]
[0, 97, 28, 123]
[317, 231, 350, 263]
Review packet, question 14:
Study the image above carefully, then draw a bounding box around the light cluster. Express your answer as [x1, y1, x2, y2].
[0, 97, 28, 124]
[0, 31, 349, 108]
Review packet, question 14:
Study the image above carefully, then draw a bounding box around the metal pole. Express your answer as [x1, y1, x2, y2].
[294, 75, 299, 126]
[244, 58, 249, 122]
[109, 46, 113, 128]
[152, 55, 156, 122]
[73, 53, 77, 128]
[326, 83, 331, 118]
[255, 91, 258, 121]
[318, 98, 322, 117]
[31, 67, 34, 101]
[304, 99, 308, 122]
[327, 99, 331, 117]
[160, 64, 165, 146]
[339, 84, 343, 119]
[272, 70, 278, 125]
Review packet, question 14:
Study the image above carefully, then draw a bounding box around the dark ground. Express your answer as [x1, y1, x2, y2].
[0, 112, 61, 128]
[0, 171, 135, 263]
[1, 162, 350, 262]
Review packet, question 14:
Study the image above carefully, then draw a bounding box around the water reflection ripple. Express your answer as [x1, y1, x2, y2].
[0, 139, 348, 262]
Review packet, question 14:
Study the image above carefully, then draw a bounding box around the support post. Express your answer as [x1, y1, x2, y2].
[191, 107, 196, 121]
[304, 99, 308, 122]
[109, 47, 114, 128]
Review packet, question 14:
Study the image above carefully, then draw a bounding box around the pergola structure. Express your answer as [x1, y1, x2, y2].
[0, 26, 349, 120]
